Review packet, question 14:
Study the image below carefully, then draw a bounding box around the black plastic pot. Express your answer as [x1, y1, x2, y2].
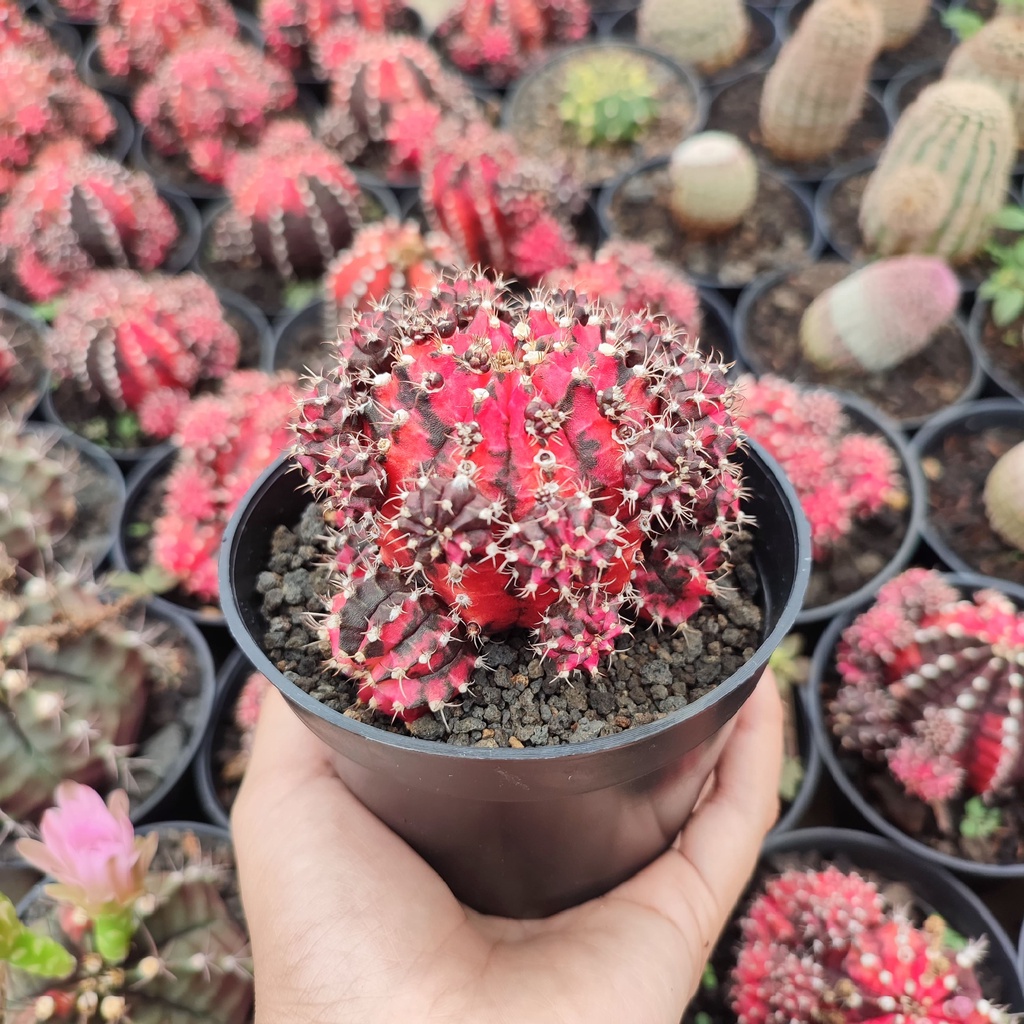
[158, 186, 203, 273]
[0, 293, 49, 421]
[697, 287, 738, 367]
[0, 858, 42, 908]
[881, 59, 940, 125]
[131, 128, 225, 203]
[967, 298, 1024, 402]
[32, 0, 96, 30]
[732, 267, 984, 432]
[271, 298, 327, 374]
[597, 156, 824, 292]
[910, 398, 1024, 576]
[103, 96, 135, 166]
[220, 442, 811, 919]
[44, 17, 81, 60]
[805, 571, 1024, 880]
[771, 675, 824, 835]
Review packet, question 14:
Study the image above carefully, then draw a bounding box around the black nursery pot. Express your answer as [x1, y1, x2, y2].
[220, 443, 811, 919]
[271, 299, 328, 375]
[804, 572, 1024, 880]
[0, 293, 49, 421]
[103, 96, 136, 167]
[159, 186, 203, 273]
[967, 298, 1024, 402]
[697, 287, 738, 366]
[132, 129, 225, 203]
[771, 681, 824, 835]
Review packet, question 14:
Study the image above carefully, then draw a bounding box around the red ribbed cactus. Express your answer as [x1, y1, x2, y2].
[435, 0, 590, 88]
[50, 271, 240, 437]
[96, 0, 237, 77]
[832, 568, 1024, 803]
[0, 0, 65, 53]
[0, 140, 178, 302]
[293, 270, 744, 718]
[133, 31, 297, 184]
[210, 120, 363, 279]
[732, 866, 1007, 1024]
[733, 376, 902, 560]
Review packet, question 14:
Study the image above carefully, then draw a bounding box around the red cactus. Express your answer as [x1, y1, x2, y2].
[210, 120, 363, 279]
[0, 140, 178, 302]
[50, 270, 240, 433]
[0, 0, 64, 54]
[832, 568, 1024, 803]
[293, 270, 743, 718]
[0, 46, 115, 195]
[543, 240, 701, 339]
[732, 866, 1006, 1024]
[151, 371, 297, 602]
[235, 672, 271, 733]
[421, 120, 583, 283]
[96, 0, 237, 78]
[323, 218, 458, 330]
[733, 376, 902, 561]
[133, 30, 297, 184]
[435, 0, 590, 88]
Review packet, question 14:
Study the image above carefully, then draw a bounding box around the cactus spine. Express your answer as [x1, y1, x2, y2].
[859, 79, 1017, 263]
[636, 0, 750, 75]
[984, 440, 1024, 552]
[667, 131, 759, 235]
[759, 0, 884, 162]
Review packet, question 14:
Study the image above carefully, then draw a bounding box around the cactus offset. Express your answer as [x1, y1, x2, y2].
[865, 0, 931, 49]
[860, 80, 1016, 263]
[984, 440, 1024, 552]
[133, 31, 297, 184]
[734, 376, 903, 560]
[831, 568, 1024, 803]
[0, 141, 179, 303]
[732, 866, 1011, 1024]
[636, 0, 750, 75]
[667, 131, 759, 235]
[323, 218, 458, 331]
[759, 0, 884, 162]
[151, 371, 298, 604]
[293, 270, 745, 719]
[799, 256, 961, 373]
[434, 0, 589, 88]
[50, 271, 240, 438]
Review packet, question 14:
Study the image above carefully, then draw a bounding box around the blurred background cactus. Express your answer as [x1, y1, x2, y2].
[865, 0, 930, 50]
[984, 440, 1024, 551]
[667, 131, 759, 235]
[636, 0, 750, 76]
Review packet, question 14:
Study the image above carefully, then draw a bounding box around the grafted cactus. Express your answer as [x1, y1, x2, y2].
[133, 30, 297, 184]
[293, 270, 745, 718]
[667, 131, 759, 235]
[859, 80, 1016, 263]
[984, 440, 1024, 552]
[865, 0, 931, 49]
[0, 141, 179, 302]
[0, 0, 66, 54]
[636, 0, 750, 75]
[759, 0, 884, 162]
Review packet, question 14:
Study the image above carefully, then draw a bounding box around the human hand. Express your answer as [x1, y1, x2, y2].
[231, 669, 784, 1024]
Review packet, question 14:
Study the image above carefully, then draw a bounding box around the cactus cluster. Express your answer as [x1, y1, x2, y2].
[292, 270, 746, 719]
[984, 440, 1024, 553]
[636, 0, 750, 75]
[0, 141, 179, 302]
[732, 865, 1011, 1024]
[831, 568, 1024, 803]
[800, 256, 961, 373]
[151, 370, 298, 604]
[133, 30, 297, 184]
[667, 131, 759, 235]
[733, 376, 903, 560]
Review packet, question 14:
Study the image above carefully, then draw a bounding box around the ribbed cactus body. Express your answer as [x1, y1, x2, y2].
[859, 80, 1016, 263]
[667, 131, 759, 234]
[985, 440, 1024, 552]
[865, 0, 930, 49]
[759, 0, 883, 162]
[636, 0, 750, 75]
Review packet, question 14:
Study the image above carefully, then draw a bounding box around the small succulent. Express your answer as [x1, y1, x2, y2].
[984, 439, 1024, 552]
[667, 131, 759, 235]
[979, 205, 1024, 328]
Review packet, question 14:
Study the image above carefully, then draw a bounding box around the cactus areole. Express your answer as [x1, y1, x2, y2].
[292, 272, 749, 720]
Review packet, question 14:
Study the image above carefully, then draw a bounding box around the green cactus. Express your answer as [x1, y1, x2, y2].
[984, 439, 1024, 551]
[636, 0, 750, 75]
[859, 79, 1016, 263]
[866, 0, 931, 49]
[667, 131, 759, 234]
[759, 0, 884, 162]
[557, 51, 660, 147]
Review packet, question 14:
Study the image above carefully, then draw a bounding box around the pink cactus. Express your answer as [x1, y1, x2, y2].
[0, 0, 65, 54]
[235, 672, 271, 734]
[293, 270, 743, 718]
[832, 568, 1024, 803]
[0, 140, 179, 302]
[733, 376, 902, 560]
[133, 30, 297, 184]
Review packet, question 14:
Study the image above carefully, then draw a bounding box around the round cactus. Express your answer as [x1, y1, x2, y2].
[636, 0, 750, 75]
[667, 131, 759, 235]
[984, 440, 1024, 552]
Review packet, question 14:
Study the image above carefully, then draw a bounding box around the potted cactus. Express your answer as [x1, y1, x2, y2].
[0, 297, 48, 421]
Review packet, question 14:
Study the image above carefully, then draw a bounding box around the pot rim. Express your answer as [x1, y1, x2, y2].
[966, 297, 1024, 403]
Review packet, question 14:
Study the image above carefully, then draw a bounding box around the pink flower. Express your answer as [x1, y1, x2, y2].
[16, 783, 158, 917]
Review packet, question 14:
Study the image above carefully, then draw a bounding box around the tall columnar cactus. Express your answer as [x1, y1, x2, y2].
[759, 0, 884, 162]
[315, 31, 476, 178]
[323, 218, 458, 331]
[0, 141, 179, 303]
[865, 0, 930, 49]
[799, 256, 961, 372]
[7, 784, 253, 1023]
[542, 239, 701, 339]
[421, 120, 583, 283]
[859, 80, 1016, 263]
[151, 370, 298, 604]
[667, 131, 759, 235]
[0, 47, 116, 195]
[292, 270, 745, 718]
[133, 31, 297, 184]
[636, 0, 750, 75]
[831, 568, 1024, 803]
[733, 376, 903, 560]
[434, 0, 590, 88]
[732, 866, 1010, 1024]
[210, 120, 363, 280]
[984, 440, 1024, 552]
[50, 271, 240, 437]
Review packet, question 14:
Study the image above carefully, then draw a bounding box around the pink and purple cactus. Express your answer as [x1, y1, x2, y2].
[293, 269, 745, 719]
